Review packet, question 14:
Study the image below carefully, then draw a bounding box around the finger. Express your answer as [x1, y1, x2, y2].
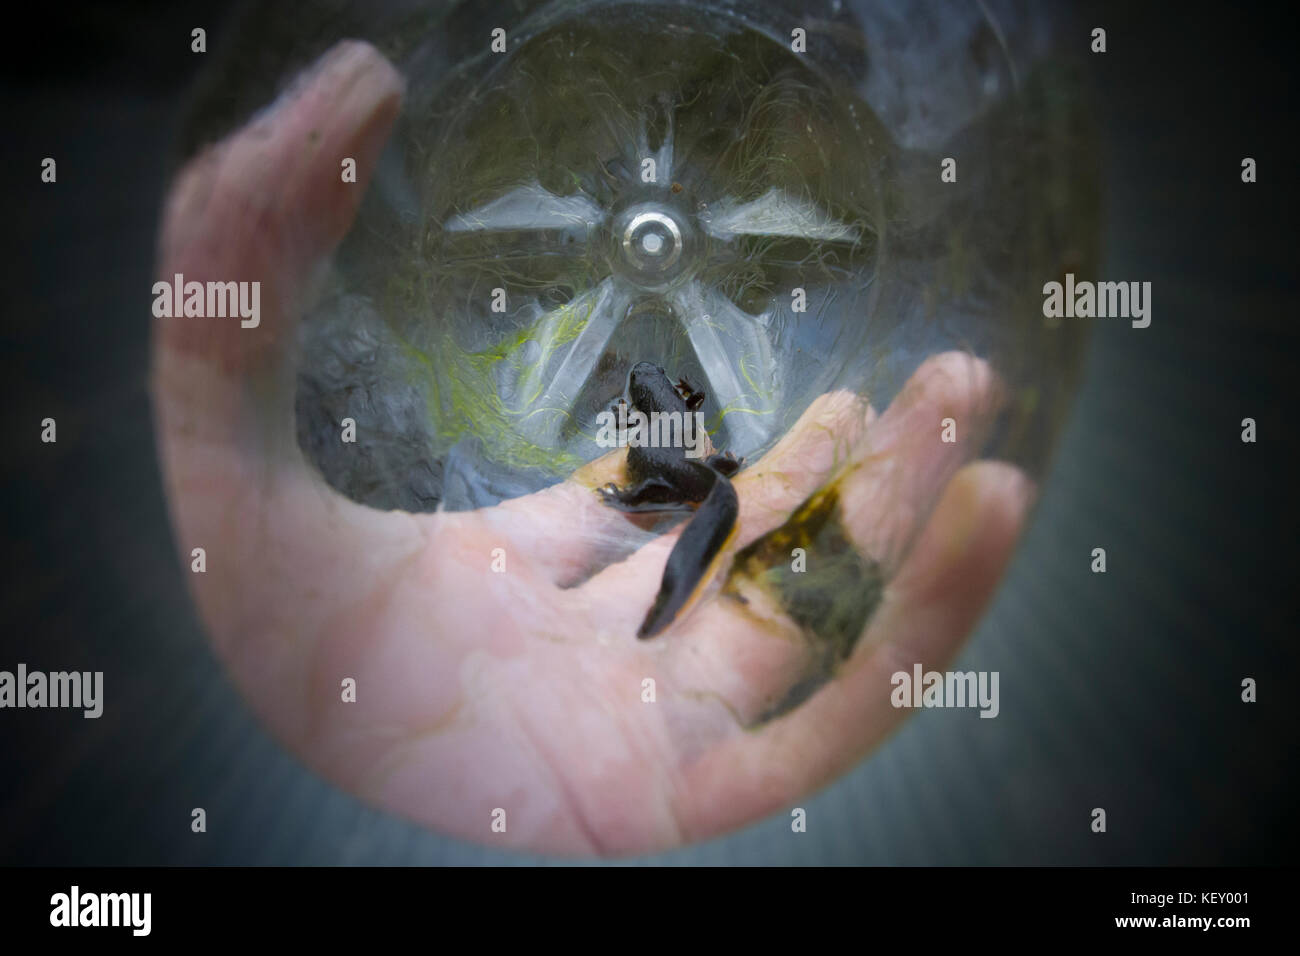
[673, 459, 1034, 842]
[155, 40, 404, 380]
[731, 388, 876, 545]
[483, 447, 641, 589]
[153, 39, 403, 492]
[836, 350, 1006, 569]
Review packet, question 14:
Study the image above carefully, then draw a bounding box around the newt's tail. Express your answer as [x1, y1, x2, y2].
[637, 468, 739, 638]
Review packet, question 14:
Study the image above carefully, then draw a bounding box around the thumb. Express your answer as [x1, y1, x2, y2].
[150, 42, 416, 705]
[154, 39, 404, 396]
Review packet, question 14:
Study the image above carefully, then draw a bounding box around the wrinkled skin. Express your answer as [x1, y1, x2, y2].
[152, 41, 1032, 856]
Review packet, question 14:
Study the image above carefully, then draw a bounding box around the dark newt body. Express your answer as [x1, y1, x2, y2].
[598, 362, 742, 638]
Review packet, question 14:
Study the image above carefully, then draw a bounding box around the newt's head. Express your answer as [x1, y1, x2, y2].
[627, 362, 679, 414]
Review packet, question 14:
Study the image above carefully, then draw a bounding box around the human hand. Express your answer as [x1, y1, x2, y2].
[152, 40, 1032, 856]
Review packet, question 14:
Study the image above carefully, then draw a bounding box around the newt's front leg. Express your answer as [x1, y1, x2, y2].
[597, 477, 694, 513]
[674, 377, 705, 411]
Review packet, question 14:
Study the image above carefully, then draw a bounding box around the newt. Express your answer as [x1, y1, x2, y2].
[597, 362, 743, 638]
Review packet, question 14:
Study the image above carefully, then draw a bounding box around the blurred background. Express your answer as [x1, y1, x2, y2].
[1, 0, 1295, 864]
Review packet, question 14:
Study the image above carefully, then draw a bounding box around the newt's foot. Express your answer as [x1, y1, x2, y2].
[707, 450, 744, 477]
[674, 377, 706, 411]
